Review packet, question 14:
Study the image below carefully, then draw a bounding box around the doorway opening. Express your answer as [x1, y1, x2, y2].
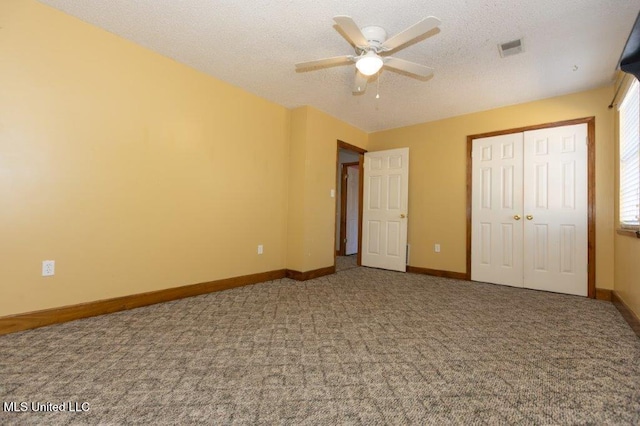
[339, 161, 359, 256]
[335, 140, 366, 271]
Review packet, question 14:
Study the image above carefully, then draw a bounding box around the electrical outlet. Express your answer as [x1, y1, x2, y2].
[330, 189, 335, 198]
[257, 245, 264, 255]
[434, 244, 441, 253]
[42, 260, 55, 276]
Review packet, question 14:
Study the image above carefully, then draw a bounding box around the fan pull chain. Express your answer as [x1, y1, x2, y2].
[376, 73, 380, 99]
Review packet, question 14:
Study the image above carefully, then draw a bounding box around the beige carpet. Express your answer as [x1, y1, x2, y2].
[335, 255, 358, 272]
[1, 265, 639, 424]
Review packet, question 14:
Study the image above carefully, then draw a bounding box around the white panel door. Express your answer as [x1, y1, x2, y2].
[471, 133, 525, 286]
[345, 165, 359, 255]
[362, 148, 409, 272]
[523, 124, 588, 296]
[471, 123, 588, 297]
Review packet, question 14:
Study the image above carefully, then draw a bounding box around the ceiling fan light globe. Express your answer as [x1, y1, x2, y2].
[356, 53, 383, 76]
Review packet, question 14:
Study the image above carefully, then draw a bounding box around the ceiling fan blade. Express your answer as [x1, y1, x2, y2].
[381, 16, 441, 51]
[334, 16, 369, 48]
[384, 57, 434, 78]
[295, 55, 354, 70]
[353, 71, 368, 94]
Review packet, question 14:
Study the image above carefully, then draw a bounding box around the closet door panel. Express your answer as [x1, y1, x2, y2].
[523, 124, 588, 296]
[471, 133, 524, 286]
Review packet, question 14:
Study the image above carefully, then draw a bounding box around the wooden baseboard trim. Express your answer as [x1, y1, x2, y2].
[612, 291, 640, 339]
[595, 288, 612, 301]
[407, 266, 468, 280]
[286, 266, 335, 281]
[0, 269, 287, 336]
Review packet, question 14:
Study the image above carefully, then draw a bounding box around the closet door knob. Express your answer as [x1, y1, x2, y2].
[526, 215, 533, 220]
[514, 215, 521, 220]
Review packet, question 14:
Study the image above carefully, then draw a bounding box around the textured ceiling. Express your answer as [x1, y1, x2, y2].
[38, 0, 640, 132]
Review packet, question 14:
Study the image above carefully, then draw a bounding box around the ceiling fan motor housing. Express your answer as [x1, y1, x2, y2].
[360, 26, 387, 49]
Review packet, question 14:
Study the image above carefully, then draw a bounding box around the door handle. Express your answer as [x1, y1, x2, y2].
[526, 215, 533, 220]
[400, 214, 406, 218]
[513, 215, 521, 220]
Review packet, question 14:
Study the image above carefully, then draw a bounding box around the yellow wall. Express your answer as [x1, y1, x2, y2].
[287, 106, 367, 272]
[615, 237, 640, 316]
[0, 0, 290, 316]
[369, 87, 615, 290]
[286, 107, 308, 271]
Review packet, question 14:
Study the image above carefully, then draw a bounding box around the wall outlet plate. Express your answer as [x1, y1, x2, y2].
[42, 260, 55, 276]
[257, 245, 264, 255]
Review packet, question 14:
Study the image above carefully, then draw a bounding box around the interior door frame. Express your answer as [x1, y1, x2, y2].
[339, 162, 360, 256]
[335, 140, 367, 267]
[466, 116, 596, 298]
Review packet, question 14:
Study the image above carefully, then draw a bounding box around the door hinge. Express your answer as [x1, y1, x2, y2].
[343, 238, 347, 243]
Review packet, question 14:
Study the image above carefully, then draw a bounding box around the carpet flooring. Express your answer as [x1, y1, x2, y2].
[336, 255, 358, 272]
[1, 265, 639, 425]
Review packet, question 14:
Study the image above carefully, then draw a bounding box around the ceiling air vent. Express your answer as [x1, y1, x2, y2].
[498, 38, 523, 58]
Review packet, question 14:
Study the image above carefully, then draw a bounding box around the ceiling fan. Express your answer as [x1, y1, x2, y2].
[295, 15, 441, 94]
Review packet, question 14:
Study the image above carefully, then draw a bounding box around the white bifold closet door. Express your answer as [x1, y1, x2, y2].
[471, 132, 525, 287]
[471, 123, 588, 296]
